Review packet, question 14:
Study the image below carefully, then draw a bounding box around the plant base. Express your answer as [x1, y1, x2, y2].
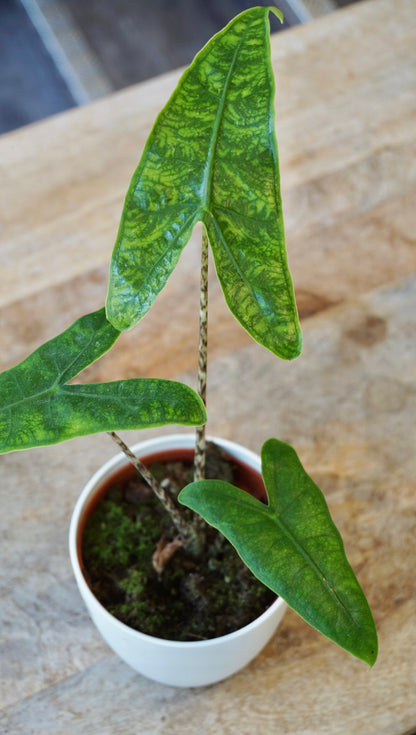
[69, 434, 287, 687]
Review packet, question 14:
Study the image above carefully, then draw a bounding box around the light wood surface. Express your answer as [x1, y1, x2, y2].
[1, 0, 415, 732]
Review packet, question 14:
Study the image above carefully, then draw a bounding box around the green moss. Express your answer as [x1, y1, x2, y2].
[83, 488, 159, 573]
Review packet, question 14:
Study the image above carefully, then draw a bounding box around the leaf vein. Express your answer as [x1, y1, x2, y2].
[201, 29, 248, 207]
[273, 513, 355, 624]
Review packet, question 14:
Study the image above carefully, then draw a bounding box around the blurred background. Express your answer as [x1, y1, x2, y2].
[1, 0, 359, 135]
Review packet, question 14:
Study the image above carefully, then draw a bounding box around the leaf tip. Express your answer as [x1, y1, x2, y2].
[363, 627, 379, 667]
[282, 327, 303, 361]
[269, 6, 284, 24]
[105, 294, 132, 332]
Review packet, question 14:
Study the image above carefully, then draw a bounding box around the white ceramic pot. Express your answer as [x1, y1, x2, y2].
[69, 434, 287, 687]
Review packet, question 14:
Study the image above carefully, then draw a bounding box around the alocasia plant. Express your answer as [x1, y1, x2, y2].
[107, 7, 300, 360]
[0, 6, 377, 665]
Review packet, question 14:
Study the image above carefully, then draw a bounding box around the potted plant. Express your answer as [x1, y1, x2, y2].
[0, 6, 377, 687]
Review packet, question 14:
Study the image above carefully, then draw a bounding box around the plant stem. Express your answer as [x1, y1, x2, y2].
[194, 227, 209, 482]
[107, 431, 204, 553]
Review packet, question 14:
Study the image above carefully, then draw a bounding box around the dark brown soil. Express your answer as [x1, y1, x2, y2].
[81, 442, 276, 641]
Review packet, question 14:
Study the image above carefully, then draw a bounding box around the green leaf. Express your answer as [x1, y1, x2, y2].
[0, 308, 206, 453]
[107, 6, 301, 360]
[179, 438, 378, 665]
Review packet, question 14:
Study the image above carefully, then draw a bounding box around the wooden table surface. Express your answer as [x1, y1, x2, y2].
[1, 0, 415, 732]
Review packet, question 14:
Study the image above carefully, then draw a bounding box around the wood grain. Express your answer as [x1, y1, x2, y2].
[1, 276, 415, 733]
[1, 0, 415, 378]
[0, 0, 415, 732]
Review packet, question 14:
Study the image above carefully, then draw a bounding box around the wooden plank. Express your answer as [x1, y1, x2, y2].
[0, 0, 415, 373]
[1, 274, 415, 732]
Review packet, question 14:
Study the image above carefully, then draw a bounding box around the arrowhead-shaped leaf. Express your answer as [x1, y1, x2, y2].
[179, 438, 378, 665]
[0, 308, 206, 453]
[107, 7, 301, 360]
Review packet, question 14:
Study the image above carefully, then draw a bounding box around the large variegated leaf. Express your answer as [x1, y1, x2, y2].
[0, 309, 206, 453]
[107, 7, 301, 360]
[179, 438, 378, 665]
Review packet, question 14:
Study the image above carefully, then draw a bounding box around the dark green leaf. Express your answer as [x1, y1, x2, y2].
[0, 308, 206, 453]
[107, 7, 301, 359]
[179, 438, 378, 664]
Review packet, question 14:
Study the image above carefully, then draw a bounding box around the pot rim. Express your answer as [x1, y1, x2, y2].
[69, 432, 286, 649]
